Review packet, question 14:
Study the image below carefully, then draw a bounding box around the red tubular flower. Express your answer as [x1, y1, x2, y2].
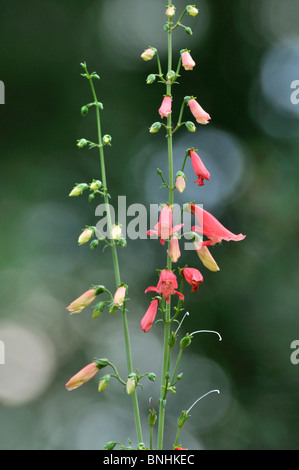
[145, 269, 184, 304]
[147, 205, 183, 245]
[190, 204, 246, 245]
[181, 267, 203, 292]
[159, 95, 172, 119]
[140, 298, 159, 333]
[189, 150, 210, 186]
[188, 98, 211, 125]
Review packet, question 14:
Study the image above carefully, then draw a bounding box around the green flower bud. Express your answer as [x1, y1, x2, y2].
[148, 373, 156, 382]
[148, 410, 157, 427]
[166, 70, 176, 81]
[102, 134, 112, 145]
[103, 441, 117, 450]
[77, 138, 88, 148]
[118, 237, 127, 247]
[92, 301, 106, 318]
[146, 74, 156, 85]
[185, 26, 193, 35]
[89, 193, 95, 202]
[185, 121, 196, 132]
[90, 239, 100, 250]
[168, 332, 176, 348]
[98, 374, 111, 391]
[149, 122, 162, 133]
[81, 106, 89, 116]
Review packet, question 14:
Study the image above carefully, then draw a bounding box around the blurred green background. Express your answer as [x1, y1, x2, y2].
[0, 0, 299, 450]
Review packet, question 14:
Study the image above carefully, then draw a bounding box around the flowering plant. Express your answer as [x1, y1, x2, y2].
[65, 2, 245, 450]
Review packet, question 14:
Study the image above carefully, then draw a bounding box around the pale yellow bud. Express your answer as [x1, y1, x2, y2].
[166, 5, 176, 17]
[195, 244, 220, 272]
[78, 228, 93, 245]
[126, 376, 136, 394]
[111, 224, 122, 241]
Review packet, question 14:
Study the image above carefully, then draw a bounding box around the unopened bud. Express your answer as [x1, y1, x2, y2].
[78, 228, 94, 245]
[102, 134, 112, 145]
[98, 374, 111, 392]
[113, 285, 126, 307]
[168, 332, 176, 348]
[81, 106, 88, 116]
[141, 48, 156, 61]
[69, 183, 88, 197]
[175, 172, 186, 193]
[149, 122, 162, 133]
[126, 374, 137, 394]
[90, 239, 100, 250]
[104, 441, 117, 450]
[185, 121, 196, 132]
[148, 373, 156, 382]
[148, 409, 157, 427]
[186, 5, 199, 17]
[165, 5, 176, 17]
[77, 138, 88, 148]
[185, 26, 193, 35]
[90, 180, 102, 191]
[118, 237, 127, 247]
[166, 70, 176, 81]
[92, 301, 106, 318]
[146, 74, 156, 84]
[111, 223, 122, 241]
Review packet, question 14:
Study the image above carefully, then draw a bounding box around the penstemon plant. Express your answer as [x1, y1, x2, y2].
[64, 2, 246, 451]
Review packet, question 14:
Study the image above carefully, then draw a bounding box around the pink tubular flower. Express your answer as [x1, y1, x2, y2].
[188, 98, 211, 125]
[181, 51, 196, 71]
[189, 150, 210, 186]
[141, 298, 159, 333]
[181, 267, 203, 292]
[66, 288, 97, 314]
[190, 204, 246, 245]
[65, 362, 99, 391]
[147, 205, 183, 245]
[169, 236, 181, 263]
[159, 95, 172, 119]
[145, 269, 184, 304]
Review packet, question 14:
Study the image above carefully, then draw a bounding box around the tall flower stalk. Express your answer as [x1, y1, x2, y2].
[65, 2, 246, 451]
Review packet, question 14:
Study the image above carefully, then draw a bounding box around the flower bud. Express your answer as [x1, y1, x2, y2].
[69, 183, 88, 197]
[113, 285, 126, 307]
[165, 5, 176, 17]
[184, 26, 193, 35]
[77, 138, 88, 148]
[81, 105, 88, 116]
[65, 362, 99, 390]
[90, 180, 102, 191]
[175, 172, 186, 193]
[102, 134, 112, 145]
[146, 74, 156, 84]
[126, 374, 137, 394]
[104, 441, 117, 450]
[118, 237, 127, 247]
[148, 373, 157, 382]
[78, 228, 94, 245]
[186, 5, 199, 17]
[185, 121, 196, 132]
[98, 374, 111, 392]
[149, 122, 162, 133]
[141, 48, 155, 61]
[90, 239, 100, 250]
[168, 332, 177, 348]
[66, 288, 97, 314]
[92, 301, 106, 318]
[166, 70, 176, 82]
[111, 223, 122, 241]
[169, 236, 181, 263]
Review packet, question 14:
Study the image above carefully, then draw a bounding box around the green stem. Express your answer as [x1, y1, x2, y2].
[156, 11, 174, 450]
[87, 70, 143, 444]
[170, 347, 183, 386]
